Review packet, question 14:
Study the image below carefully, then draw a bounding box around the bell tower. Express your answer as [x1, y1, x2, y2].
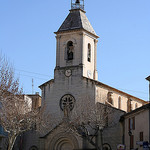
[54, 0, 99, 80]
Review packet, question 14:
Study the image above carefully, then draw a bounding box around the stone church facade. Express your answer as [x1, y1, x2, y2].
[20, 1, 147, 150]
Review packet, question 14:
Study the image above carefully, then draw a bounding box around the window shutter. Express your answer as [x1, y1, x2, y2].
[140, 132, 143, 141]
[132, 117, 135, 130]
[129, 118, 131, 130]
[130, 135, 134, 149]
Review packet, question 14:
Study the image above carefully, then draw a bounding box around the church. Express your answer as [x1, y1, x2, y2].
[22, 0, 147, 150]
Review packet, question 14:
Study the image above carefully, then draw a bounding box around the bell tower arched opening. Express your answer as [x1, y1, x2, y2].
[67, 41, 74, 61]
[87, 43, 91, 62]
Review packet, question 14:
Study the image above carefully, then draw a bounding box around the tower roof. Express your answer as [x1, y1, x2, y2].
[56, 9, 98, 37]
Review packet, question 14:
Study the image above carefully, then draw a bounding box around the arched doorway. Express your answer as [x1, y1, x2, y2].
[53, 138, 74, 150]
[48, 132, 79, 150]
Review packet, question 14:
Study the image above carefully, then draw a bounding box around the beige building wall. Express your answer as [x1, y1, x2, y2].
[56, 30, 98, 80]
[56, 31, 82, 67]
[82, 32, 97, 80]
[124, 108, 149, 150]
[27, 94, 42, 109]
[96, 85, 144, 112]
[40, 69, 96, 121]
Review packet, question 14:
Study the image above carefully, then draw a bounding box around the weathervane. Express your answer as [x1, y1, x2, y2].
[71, 0, 84, 10]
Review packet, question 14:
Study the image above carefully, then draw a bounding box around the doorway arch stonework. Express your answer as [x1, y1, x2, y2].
[48, 132, 79, 150]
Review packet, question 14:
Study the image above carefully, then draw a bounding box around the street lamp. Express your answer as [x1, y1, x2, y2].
[145, 76, 150, 102]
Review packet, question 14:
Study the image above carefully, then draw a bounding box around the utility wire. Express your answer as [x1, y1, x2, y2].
[16, 73, 50, 81]
[16, 69, 148, 96]
[15, 69, 52, 77]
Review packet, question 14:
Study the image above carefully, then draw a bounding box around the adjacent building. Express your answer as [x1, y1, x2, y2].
[27, 93, 41, 109]
[121, 103, 150, 150]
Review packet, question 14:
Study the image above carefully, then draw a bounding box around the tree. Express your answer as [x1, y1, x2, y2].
[0, 55, 51, 150]
[61, 96, 123, 150]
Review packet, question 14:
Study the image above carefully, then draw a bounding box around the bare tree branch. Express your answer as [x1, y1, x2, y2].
[0, 54, 53, 150]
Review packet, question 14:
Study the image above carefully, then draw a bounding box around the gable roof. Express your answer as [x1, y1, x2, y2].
[56, 9, 98, 37]
[39, 79, 54, 89]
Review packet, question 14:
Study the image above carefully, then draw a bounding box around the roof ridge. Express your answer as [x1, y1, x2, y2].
[79, 10, 83, 29]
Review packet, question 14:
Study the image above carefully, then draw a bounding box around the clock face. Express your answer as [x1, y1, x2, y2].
[65, 69, 72, 77]
[87, 70, 92, 78]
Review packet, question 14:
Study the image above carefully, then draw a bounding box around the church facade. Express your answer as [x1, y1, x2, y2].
[22, 1, 147, 150]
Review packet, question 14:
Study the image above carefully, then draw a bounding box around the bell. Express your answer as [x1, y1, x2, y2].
[76, 0, 80, 4]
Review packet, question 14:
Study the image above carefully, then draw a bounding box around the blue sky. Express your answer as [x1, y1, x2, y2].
[0, 0, 150, 100]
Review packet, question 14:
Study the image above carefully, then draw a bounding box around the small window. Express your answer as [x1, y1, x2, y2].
[118, 96, 121, 109]
[87, 43, 91, 62]
[67, 41, 74, 60]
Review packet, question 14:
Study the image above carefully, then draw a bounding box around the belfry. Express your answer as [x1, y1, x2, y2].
[55, 0, 99, 81]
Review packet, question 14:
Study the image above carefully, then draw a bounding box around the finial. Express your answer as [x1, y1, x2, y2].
[71, 0, 84, 10]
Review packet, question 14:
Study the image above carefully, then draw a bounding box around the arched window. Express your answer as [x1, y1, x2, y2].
[107, 92, 113, 105]
[87, 43, 91, 62]
[67, 41, 74, 60]
[118, 96, 121, 109]
[127, 99, 132, 112]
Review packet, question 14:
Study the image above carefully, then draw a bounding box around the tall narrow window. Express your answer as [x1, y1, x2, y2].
[67, 41, 74, 60]
[132, 117, 135, 130]
[107, 92, 113, 105]
[128, 117, 135, 130]
[140, 132, 143, 141]
[135, 103, 138, 109]
[118, 96, 121, 109]
[131, 104, 133, 111]
[128, 118, 131, 130]
[127, 99, 132, 112]
[87, 43, 91, 62]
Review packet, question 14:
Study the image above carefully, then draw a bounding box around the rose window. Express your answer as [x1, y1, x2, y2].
[60, 94, 75, 111]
